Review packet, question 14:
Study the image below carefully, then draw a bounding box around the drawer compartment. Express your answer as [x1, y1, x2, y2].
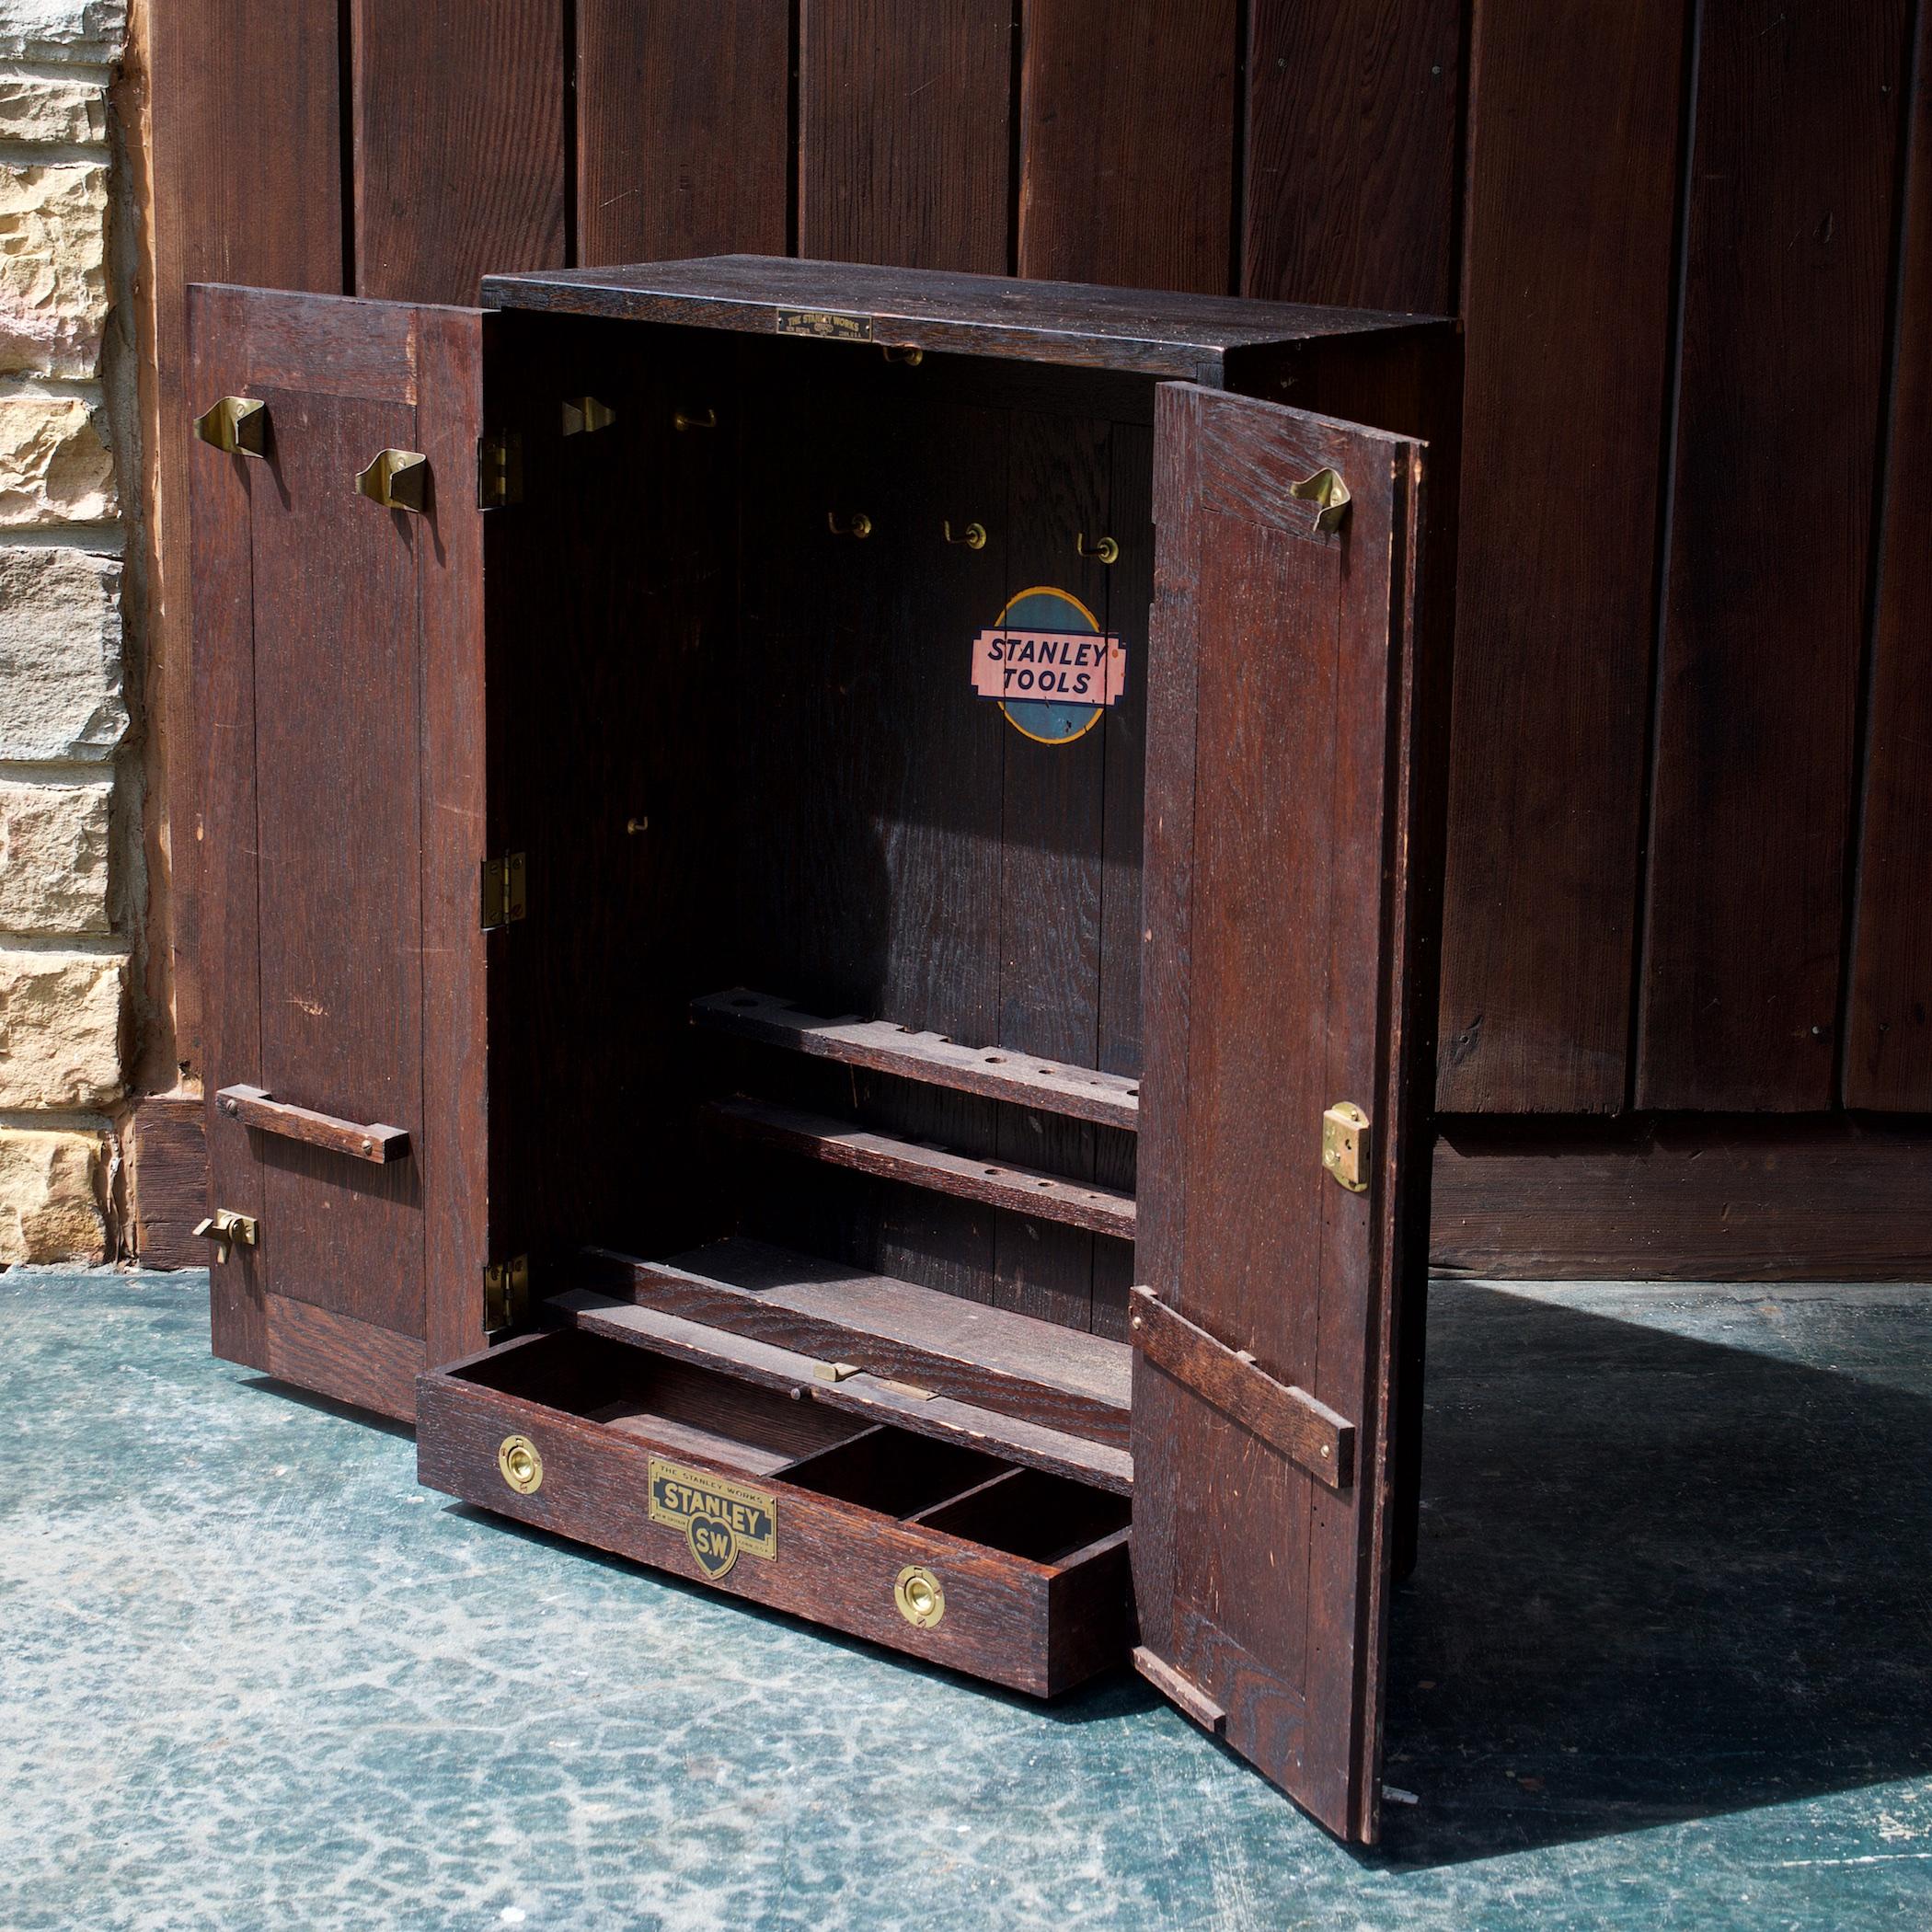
[417, 1329, 1133, 1696]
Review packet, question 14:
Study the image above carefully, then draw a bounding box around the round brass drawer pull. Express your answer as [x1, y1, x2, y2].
[894, 1564, 945, 1628]
[498, 1433, 544, 1495]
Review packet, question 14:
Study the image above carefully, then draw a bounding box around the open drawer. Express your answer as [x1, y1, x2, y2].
[416, 1328, 1134, 1696]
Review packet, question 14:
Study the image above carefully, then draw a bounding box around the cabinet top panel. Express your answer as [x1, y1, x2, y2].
[480, 255, 1442, 384]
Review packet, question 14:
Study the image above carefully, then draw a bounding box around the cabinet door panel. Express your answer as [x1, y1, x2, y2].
[188, 284, 492, 1419]
[1133, 381, 1439, 1845]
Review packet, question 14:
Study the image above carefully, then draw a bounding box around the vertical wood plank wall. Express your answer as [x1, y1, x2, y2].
[149, 0, 1932, 1122]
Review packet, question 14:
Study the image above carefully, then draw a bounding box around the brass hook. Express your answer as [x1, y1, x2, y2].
[193, 396, 267, 457]
[561, 396, 615, 436]
[942, 520, 986, 549]
[881, 345, 924, 365]
[673, 406, 718, 431]
[1075, 533, 1119, 565]
[354, 449, 428, 512]
[1289, 466, 1351, 535]
[827, 511, 873, 538]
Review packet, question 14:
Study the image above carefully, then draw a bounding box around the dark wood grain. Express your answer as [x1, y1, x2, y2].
[550, 1290, 1135, 1491]
[1133, 382, 1432, 1845]
[1434, 0, 1689, 1112]
[1637, 1, 1913, 1110]
[798, 0, 1011, 273]
[577, 0, 790, 265]
[692, 989, 1142, 1130]
[578, 1237, 1133, 1447]
[1018, 0, 1236, 294]
[1431, 1114, 1932, 1282]
[1242, 0, 1462, 312]
[707, 1098, 1137, 1239]
[216, 1086, 409, 1164]
[482, 256, 1430, 381]
[148, 0, 344, 1088]
[126, 1094, 208, 1271]
[1845, 3, 1932, 1110]
[351, 0, 566, 304]
[261, 1294, 424, 1422]
[418, 1330, 1133, 1695]
[1130, 1289, 1354, 1490]
[187, 287, 272, 1371]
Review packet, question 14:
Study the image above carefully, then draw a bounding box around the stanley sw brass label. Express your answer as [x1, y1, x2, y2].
[776, 307, 873, 343]
[648, 1457, 776, 1580]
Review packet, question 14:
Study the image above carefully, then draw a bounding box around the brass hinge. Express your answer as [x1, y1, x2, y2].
[483, 1255, 530, 1332]
[1321, 1102, 1370, 1192]
[480, 851, 526, 930]
[477, 430, 523, 508]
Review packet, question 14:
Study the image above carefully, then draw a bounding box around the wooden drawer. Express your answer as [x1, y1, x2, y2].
[416, 1329, 1133, 1696]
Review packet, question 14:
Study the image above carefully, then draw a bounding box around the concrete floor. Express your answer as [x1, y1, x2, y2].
[3, 1272, 1927, 1932]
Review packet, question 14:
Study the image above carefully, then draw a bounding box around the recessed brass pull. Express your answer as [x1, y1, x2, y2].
[1290, 466, 1351, 535]
[942, 519, 986, 549]
[192, 1207, 258, 1264]
[1321, 1102, 1370, 1192]
[354, 448, 428, 512]
[498, 1434, 543, 1494]
[894, 1565, 946, 1628]
[672, 405, 717, 431]
[561, 396, 616, 436]
[1076, 532, 1119, 564]
[826, 511, 872, 538]
[193, 396, 267, 458]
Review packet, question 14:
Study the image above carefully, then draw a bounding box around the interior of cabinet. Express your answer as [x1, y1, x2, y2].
[487, 313, 1156, 1432]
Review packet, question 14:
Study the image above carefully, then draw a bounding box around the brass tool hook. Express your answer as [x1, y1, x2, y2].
[942, 520, 986, 549]
[827, 511, 873, 538]
[673, 406, 718, 431]
[1075, 533, 1119, 565]
[1289, 466, 1351, 535]
[881, 345, 924, 365]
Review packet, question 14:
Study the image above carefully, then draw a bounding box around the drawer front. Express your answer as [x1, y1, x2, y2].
[417, 1342, 1131, 1696]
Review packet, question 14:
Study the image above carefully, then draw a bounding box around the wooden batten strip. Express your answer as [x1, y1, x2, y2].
[1132, 1645, 1226, 1733]
[691, 988, 1142, 1132]
[215, 1084, 410, 1164]
[706, 1097, 1136, 1238]
[1128, 1287, 1354, 1492]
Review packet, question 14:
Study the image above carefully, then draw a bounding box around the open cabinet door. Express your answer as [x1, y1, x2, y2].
[188, 286, 496, 1420]
[1132, 382, 1440, 1844]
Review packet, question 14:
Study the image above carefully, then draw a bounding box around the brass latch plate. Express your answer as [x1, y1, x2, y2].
[1321, 1103, 1370, 1192]
[484, 1255, 530, 1332]
[480, 852, 526, 930]
[193, 1207, 259, 1263]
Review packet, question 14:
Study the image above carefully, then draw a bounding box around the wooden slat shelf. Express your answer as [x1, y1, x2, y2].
[691, 988, 1141, 1133]
[705, 1096, 1137, 1239]
[571, 1236, 1133, 1450]
[546, 1289, 1133, 1494]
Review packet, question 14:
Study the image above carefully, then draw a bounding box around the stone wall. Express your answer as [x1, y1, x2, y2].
[0, 0, 132, 1261]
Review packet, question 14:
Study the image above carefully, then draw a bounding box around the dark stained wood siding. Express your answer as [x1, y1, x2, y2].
[144, 1, 1932, 1140]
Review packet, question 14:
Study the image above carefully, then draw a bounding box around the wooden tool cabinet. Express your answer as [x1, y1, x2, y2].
[189, 257, 1458, 1844]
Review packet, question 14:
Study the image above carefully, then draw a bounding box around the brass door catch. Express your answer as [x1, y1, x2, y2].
[1290, 466, 1351, 535]
[193, 1207, 259, 1263]
[562, 396, 616, 436]
[498, 1433, 543, 1494]
[193, 396, 267, 458]
[355, 448, 428, 512]
[894, 1565, 946, 1628]
[1321, 1103, 1370, 1192]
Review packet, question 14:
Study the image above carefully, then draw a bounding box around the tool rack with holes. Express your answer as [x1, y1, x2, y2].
[187, 257, 1458, 1845]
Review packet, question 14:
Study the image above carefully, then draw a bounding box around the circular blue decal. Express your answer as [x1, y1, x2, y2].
[985, 585, 1115, 745]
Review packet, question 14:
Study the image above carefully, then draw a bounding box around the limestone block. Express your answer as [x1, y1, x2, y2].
[0, 1126, 105, 1263]
[0, 164, 110, 377]
[0, 546, 125, 758]
[0, 0, 126, 63]
[0, 396, 116, 523]
[0, 74, 106, 144]
[0, 780, 109, 935]
[0, 947, 123, 1107]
